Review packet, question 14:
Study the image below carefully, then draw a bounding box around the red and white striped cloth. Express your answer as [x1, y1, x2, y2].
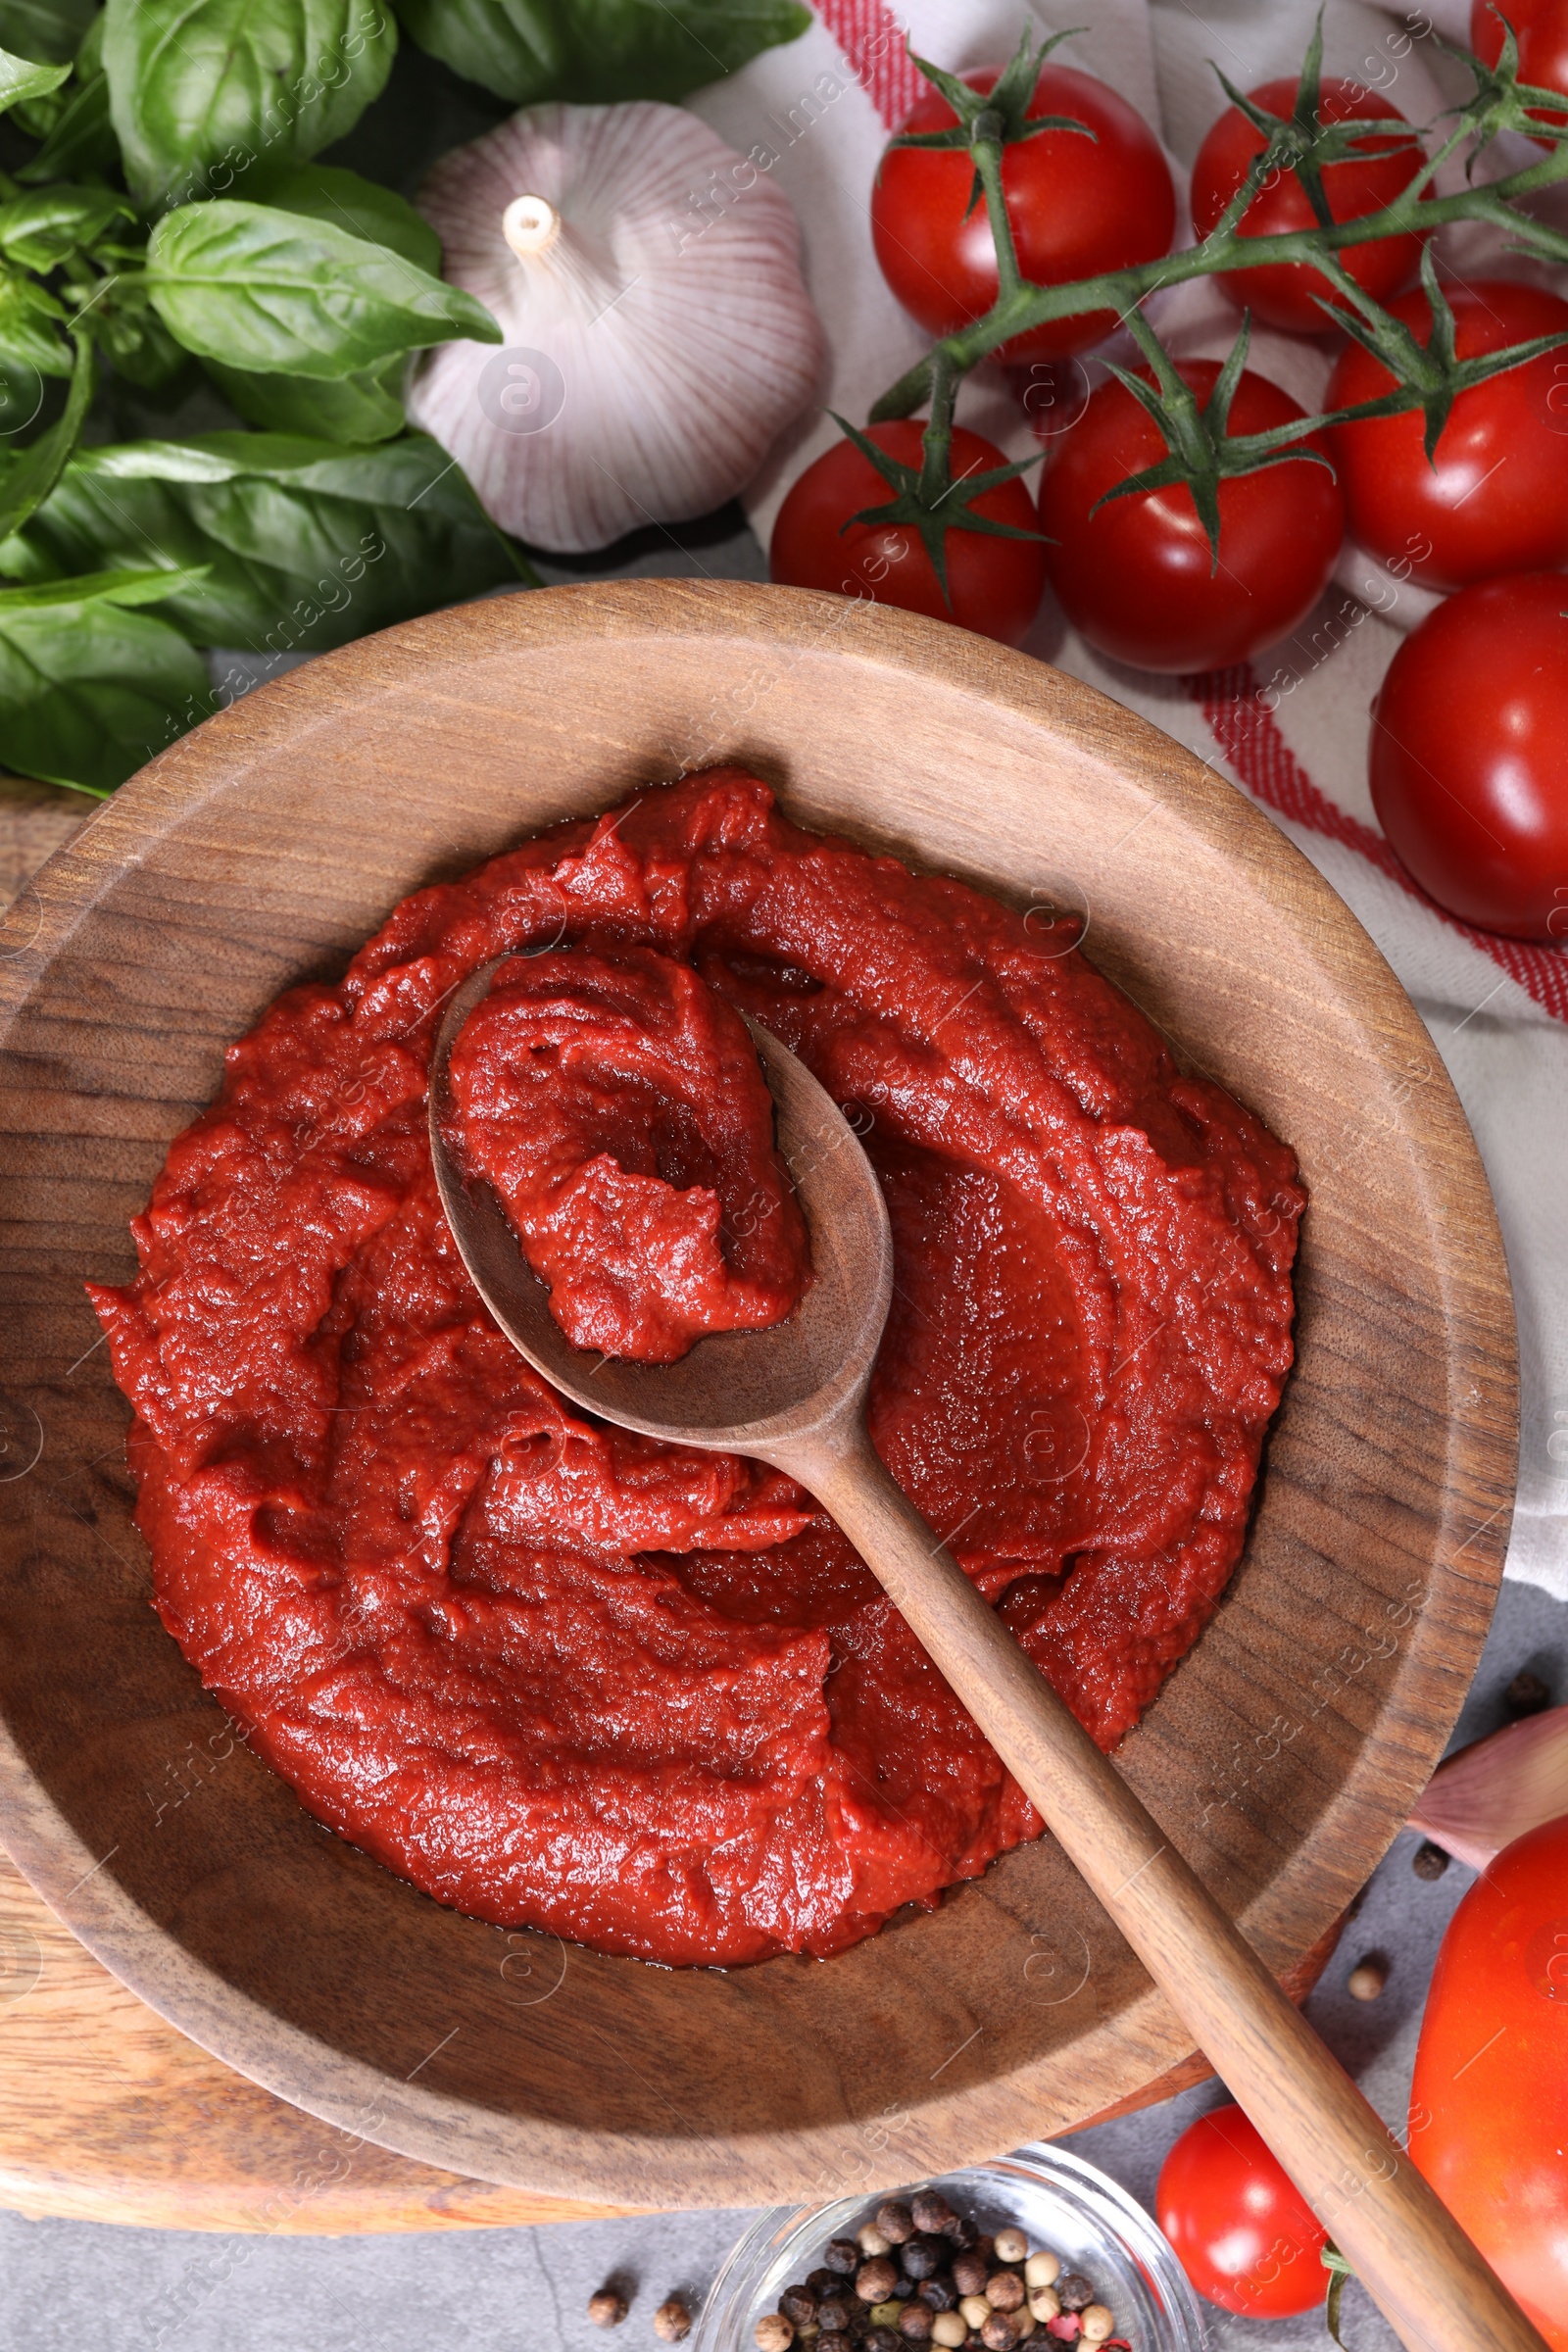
[691, 0, 1568, 1599]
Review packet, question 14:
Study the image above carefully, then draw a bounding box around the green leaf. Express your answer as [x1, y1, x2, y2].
[0, 561, 210, 608]
[102, 0, 398, 207]
[145, 200, 498, 378]
[0, 185, 132, 270]
[0, 581, 212, 793]
[0, 0, 95, 62]
[259, 161, 440, 273]
[11, 430, 525, 648]
[393, 0, 809, 106]
[0, 268, 72, 375]
[203, 351, 406, 441]
[0, 328, 93, 543]
[13, 15, 118, 181]
[0, 39, 69, 110]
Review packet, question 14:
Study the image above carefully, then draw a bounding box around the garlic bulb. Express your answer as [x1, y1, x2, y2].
[408, 103, 826, 555]
[1408, 1704, 1568, 1871]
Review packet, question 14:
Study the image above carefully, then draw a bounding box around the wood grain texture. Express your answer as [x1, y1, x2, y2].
[0, 1841, 1342, 2234]
[0, 581, 1517, 2215]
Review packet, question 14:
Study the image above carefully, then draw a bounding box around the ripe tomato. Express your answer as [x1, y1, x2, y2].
[1156, 2105, 1328, 2318]
[1369, 572, 1568, 939]
[1471, 0, 1568, 134]
[769, 422, 1045, 647]
[1038, 360, 1344, 672]
[1326, 278, 1568, 591]
[1190, 77, 1427, 335]
[871, 65, 1176, 364]
[1411, 1815, 1568, 2349]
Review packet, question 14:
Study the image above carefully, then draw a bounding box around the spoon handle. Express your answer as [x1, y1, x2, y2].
[782, 1420, 1546, 2352]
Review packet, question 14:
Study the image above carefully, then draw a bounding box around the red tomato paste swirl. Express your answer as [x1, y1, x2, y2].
[92, 769, 1302, 1967]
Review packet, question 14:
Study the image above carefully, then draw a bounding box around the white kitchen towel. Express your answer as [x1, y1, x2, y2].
[691, 0, 1568, 1599]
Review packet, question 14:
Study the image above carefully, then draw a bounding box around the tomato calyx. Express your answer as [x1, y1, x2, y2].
[1442, 6, 1568, 162]
[1204, 10, 1422, 243]
[892, 27, 1096, 224]
[1321, 2242, 1356, 2349]
[1321, 241, 1568, 456]
[1092, 311, 1334, 571]
[830, 357, 1046, 612]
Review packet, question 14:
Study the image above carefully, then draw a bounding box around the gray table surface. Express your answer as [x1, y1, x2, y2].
[4, 510, 1559, 2352]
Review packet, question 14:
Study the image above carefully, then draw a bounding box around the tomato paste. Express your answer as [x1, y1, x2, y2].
[92, 770, 1303, 1966]
[446, 944, 809, 1362]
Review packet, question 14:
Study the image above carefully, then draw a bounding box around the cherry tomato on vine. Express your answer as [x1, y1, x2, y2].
[1369, 572, 1568, 939]
[1471, 0, 1568, 136]
[1157, 2105, 1328, 2318]
[1410, 1815, 1568, 2349]
[1327, 278, 1568, 590]
[769, 422, 1046, 647]
[871, 65, 1176, 364]
[1038, 360, 1344, 672]
[1191, 77, 1428, 335]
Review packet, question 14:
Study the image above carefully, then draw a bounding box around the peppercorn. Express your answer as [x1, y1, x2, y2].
[958, 2297, 992, 2333]
[808, 2272, 842, 2301]
[1348, 1953, 1389, 2001]
[590, 2288, 628, 2328]
[869, 2302, 905, 2329]
[980, 2318, 1015, 2352]
[825, 2241, 861, 2277]
[991, 2230, 1028, 2266]
[756, 2321, 795, 2352]
[942, 2217, 977, 2250]
[931, 2317, 967, 2351]
[877, 2202, 915, 2244]
[817, 2336, 852, 2352]
[1008, 2315, 1037, 2347]
[1079, 2308, 1114, 2345]
[1055, 2275, 1095, 2315]
[1506, 1668, 1550, 1716]
[899, 2305, 934, 2342]
[952, 2256, 989, 2300]
[864, 2329, 901, 2352]
[920, 2278, 958, 2312]
[782, 2288, 819, 2328]
[858, 2263, 900, 2306]
[985, 2275, 1024, 2313]
[1412, 1838, 1449, 1880]
[858, 2226, 894, 2259]
[1026, 2288, 1059, 2325]
[902, 2236, 946, 2281]
[973, 2240, 995, 2273]
[910, 2191, 955, 2236]
[816, 2299, 853, 2333]
[1023, 2255, 1059, 2291]
[655, 2301, 693, 2343]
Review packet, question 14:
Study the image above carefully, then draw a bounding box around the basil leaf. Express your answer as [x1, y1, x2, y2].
[89, 283, 191, 389]
[0, 184, 132, 269]
[0, 328, 92, 542]
[394, 0, 810, 104]
[0, 40, 68, 109]
[259, 161, 440, 273]
[204, 351, 406, 442]
[0, 571, 212, 795]
[103, 0, 397, 207]
[146, 200, 499, 377]
[0, 0, 96, 63]
[0, 268, 72, 374]
[13, 431, 523, 648]
[13, 15, 117, 181]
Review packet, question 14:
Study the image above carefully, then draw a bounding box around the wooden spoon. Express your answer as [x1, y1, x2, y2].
[430, 956, 1544, 2352]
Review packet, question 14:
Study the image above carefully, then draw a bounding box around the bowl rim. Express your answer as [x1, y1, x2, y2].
[0, 579, 1518, 2204]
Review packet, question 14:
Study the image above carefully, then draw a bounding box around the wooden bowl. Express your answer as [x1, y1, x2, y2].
[0, 581, 1516, 2209]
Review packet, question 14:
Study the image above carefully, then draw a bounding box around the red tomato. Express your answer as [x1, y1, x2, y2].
[1411, 1815, 1568, 2349]
[1038, 360, 1344, 672]
[870, 65, 1175, 364]
[1191, 77, 1427, 335]
[1157, 2105, 1328, 2318]
[769, 422, 1045, 646]
[1327, 278, 1568, 591]
[1471, 0, 1568, 135]
[1369, 572, 1568, 939]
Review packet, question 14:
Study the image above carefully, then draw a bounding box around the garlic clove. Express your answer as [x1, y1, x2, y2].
[408, 102, 826, 555]
[1408, 1703, 1568, 1871]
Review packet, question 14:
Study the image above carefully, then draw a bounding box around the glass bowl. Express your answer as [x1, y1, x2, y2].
[693, 2144, 1207, 2352]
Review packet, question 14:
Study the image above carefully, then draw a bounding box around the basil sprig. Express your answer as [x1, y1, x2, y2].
[393, 0, 810, 106]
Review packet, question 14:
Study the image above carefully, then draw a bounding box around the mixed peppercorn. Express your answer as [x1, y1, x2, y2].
[754, 2188, 1128, 2352]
